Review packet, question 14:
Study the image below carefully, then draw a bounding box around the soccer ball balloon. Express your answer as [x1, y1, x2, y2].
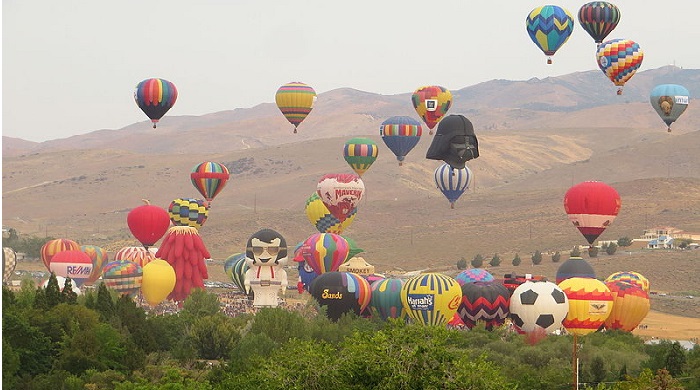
[509, 281, 568, 334]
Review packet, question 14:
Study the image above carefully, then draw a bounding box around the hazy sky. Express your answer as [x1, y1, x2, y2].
[3, 0, 699, 142]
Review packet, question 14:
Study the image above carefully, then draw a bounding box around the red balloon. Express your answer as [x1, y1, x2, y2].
[49, 250, 93, 287]
[127, 200, 171, 248]
[564, 181, 620, 245]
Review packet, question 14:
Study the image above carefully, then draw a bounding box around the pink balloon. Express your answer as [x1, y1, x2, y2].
[316, 173, 364, 222]
[302, 233, 350, 275]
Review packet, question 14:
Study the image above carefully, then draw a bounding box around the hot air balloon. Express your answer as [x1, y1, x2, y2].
[224, 252, 249, 293]
[304, 192, 357, 234]
[134, 78, 177, 128]
[509, 281, 569, 336]
[380, 116, 423, 165]
[127, 200, 170, 249]
[457, 281, 510, 330]
[564, 181, 621, 246]
[40, 238, 80, 271]
[301, 233, 349, 275]
[455, 268, 494, 286]
[293, 242, 318, 293]
[578, 2, 620, 45]
[3, 247, 17, 285]
[603, 280, 650, 332]
[275, 82, 316, 133]
[156, 226, 210, 302]
[426, 114, 479, 170]
[401, 273, 462, 326]
[81, 245, 108, 284]
[555, 256, 596, 284]
[101, 260, 143, 296]
[191, 162, 231, 204]
[558, 277, 614, 336]
[42, 275, 82, 295]
[411, 86, 453, 134]
[115, 246, 155, 268]
[434, 163, 473, 209]
[168, 198, 209, 229]
[526, 5, 575, 64]
[650, 84, 690, 132]
[309, 271, 372, 321]
[596, 39, 643, 95]
[343, 236, 364, 260]
[343, 137, 378, 176]
[605, 271, 650, 293]
[141, 259, 176, 306]
[316, 174, 364, 222]
[49, 250, 93, 288]
[370, 278, 406, 321]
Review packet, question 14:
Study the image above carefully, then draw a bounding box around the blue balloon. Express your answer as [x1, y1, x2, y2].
[380, 116, 422, 165]
[434, 163, 473, 208]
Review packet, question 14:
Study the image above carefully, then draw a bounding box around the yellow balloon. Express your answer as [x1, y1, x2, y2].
[401, 273, 462, 326]
[141, 259, 176, 306]
[304, 192, 356, 234]
[558, 277, 613, 336]
[604, 281, 650, 332]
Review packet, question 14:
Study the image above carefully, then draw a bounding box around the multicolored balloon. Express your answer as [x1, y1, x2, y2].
[596, 39, 643, 95]
[401, 273, 462, 326]
[343, 137, 378, 176]
[564, 181, 621, 245]
[80, 245, 108, 284]
[101, 260, 143, 296]
[605, 271, 650, 293]
[275, 82, 317, 133]
[558, 277, 614, 336]
[141, 259, 176, 306]
[3, 247, 17, 285]
[127, 199, 170, 249]
[380, 116, 423, 165]
[49, 250, 93, 287]
[455, 268, 494, 286]
[304, 192, 356, 234]
[191, 162, 230, 203]
[555, 256, 596, 284]
[301, 233, 349, 275]
[316, 173, 364, 222]
[114, 246, 155, 268]
[578, 2, 620, 45]
[411, 86, 452, 134]
[309, 271, 372, 321]
[370, 278, 406, 321]
[457, 281, 510, 330]
[134, 78, 177, 128]
[526, 5, 575, 64]
[650, 84, 690, 132]
[168, 198, 209, 229]
[434, 163, 473, 209]
[40, 238, 80, 271]
[603, 280, 650, 332]
[224, 252, 248, 293]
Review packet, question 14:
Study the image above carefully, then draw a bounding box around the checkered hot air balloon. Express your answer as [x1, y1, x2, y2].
[275, 82, 316, 133]
[596, 39, 643, 95]
[411, 86, 452, 134]
[3, 247, 17, 285]
[101, 260, 143, 296]
[168, 198, 209, 229]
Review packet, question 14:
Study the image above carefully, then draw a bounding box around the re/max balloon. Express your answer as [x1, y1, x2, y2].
[596, 39, 643, 95]
[49, 250, 93, 287]
[578, 2, 620, 45]
[275, 82, 316, 133]
[564, 181, 621, 245]
[191, 162, 230, 203]
[380, 116, 422, 165]
[526, 5, 575, 64]
[650, 84, 690, 132]
[41, 238, 80, 271]
[134, 78, 177, 128]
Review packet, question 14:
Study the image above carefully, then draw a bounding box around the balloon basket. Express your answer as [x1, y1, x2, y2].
[616, 88, 623, 96]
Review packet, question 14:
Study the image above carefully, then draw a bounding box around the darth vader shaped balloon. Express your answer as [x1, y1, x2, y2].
[426, 114, 479, 170]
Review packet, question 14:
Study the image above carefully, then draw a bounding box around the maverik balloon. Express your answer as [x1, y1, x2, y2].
[650, 84, 690, 132]
[304, 192, 357, 234]
[411, 86, 452, 134]
[526, 5, 575, 64]
[578, 2, 620, 45]
[316, 173, 364, 222]
[401, 273, 462, 326]
[380, 116, 423, 165]
[434, 163, 473, 209]
[134, 78, 178, 128]
[191, 161, 230, 203]
[127, 200, 170, 249]
[275, 82, 316, 133]
[596, 39, 643, 95]
[559, 277, 614, 336]
[343, 137, 378, 176]
[564, 181, 621, 245]
[141, 259, 176, 306]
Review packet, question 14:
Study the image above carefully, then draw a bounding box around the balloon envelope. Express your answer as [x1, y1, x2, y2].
[304, 192, 356, 234]
[224, 252, 248, 293]
[380, 116, 422, 165]
[302, 233, 350, 275]
[141, 259, 176, 306]
[649, 84, 690, 132]
[316, 174, 364, 222]
[559, 277, 614, 336]
[455, 268, 494, 286]
[41, 238, 80, 270]
[80, 245, 108, 284]
[605, 271, 650, 293]
[3, 247, 17, 284]
[127, 202, 170, 248]
[509, 281, 569, 335]
[578, 1, 620, 44]
[309, 271, 372, 321]
[275, 82, 316, 133]
[457, 281, 510, 330]
[526, 5, 574, 63]
[49, 250, 93, 287]
[115, 246, 155, 268]
[401, 273, 462, 326]
[434, 163, 473, 208]
[564, 181, 621, 245]
[370, 278, 406, 320]
[191, 161, 230, 202]
[343, 137, 379, 176]
[411, 86, 452, 132]
[596, 39, 643, 94]
[101, 260, 143, 296]
[604, 281, 650, 332]
[134, 78, 177, 128]
[168, 198, 209, 229]
[556, 257, 596, 284]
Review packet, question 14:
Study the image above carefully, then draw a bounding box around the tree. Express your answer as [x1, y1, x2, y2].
[44, 272, 62, 308]
[61, 278, 78, 304]
[665, 342, 687, 377]
[676, 238, 693, 249]
[606, 242, 618, 255]
[617, 236, 633, 248]
[489, 253, 501, 267]
[95, 283, 115, 321]
[571, 246, 581, 257]
[181, 289, 221, 319]
[551, 251, 561, 263]
[512, 253, 521, 266]
[187, 314, 241, 360]
[471, 254, 484, 268]
[590, 355, 607, 385]
[531, 250, 542, 265]
[456, 257, 467, 270]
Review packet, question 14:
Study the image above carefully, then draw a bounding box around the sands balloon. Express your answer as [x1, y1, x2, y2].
[309, 271, 372, 321]
[316, 173, 364, 222]
[558, 277, 614, 336]
[127, 199, 170, 249]
[605, 271, 650, 293]
[305, 192, 356, 234]
[411, 85, 452, 134]
[509, 281, 569, 335]
[141, 259, 176, 306]
[49, 250, 93, 287]
[457, 281, 510, 330]
[370, 278, 406, 320]
[101, 260, 143, 296]
[41, 238, 80, 271]
[343, 137, 378, 176]
[168, 198, 209, 229]
[455, 268, 494, 286]
[401, 273, 462, 326]
[80, 245, 108, 284]
[115, 246, 155, 268]
[302, 233, 349, 275]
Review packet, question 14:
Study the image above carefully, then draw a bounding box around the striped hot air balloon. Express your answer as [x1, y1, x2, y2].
[401, 273, 462, 326]
[380, 116, 423, 165]
[457, 281, 510, 330]
[564, 181, 620, 246]
[191, 162, 230, 203]
[343, 137, 379, 176]
[370, 278, 406, 321]
[275, 82, 316, 133]
[40, 238, 80, 271]
[578, 1, 621, 45]
[596, 39, 643, 95]
[101, 260, 143, 296]
[301, 233, 349, 275]
[134, 78, 177, 128]
[559, 277, 614, 336]
[605, 271, 650, 293]
[434, 163, 473, 208]
[224, 252, 248, 294]
[604, 280, 650, 332]
[80, 245, 108, 284]
[115, 246, 155, 268]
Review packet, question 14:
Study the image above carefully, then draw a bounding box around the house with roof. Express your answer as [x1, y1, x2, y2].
[635, 226, 700, 249]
